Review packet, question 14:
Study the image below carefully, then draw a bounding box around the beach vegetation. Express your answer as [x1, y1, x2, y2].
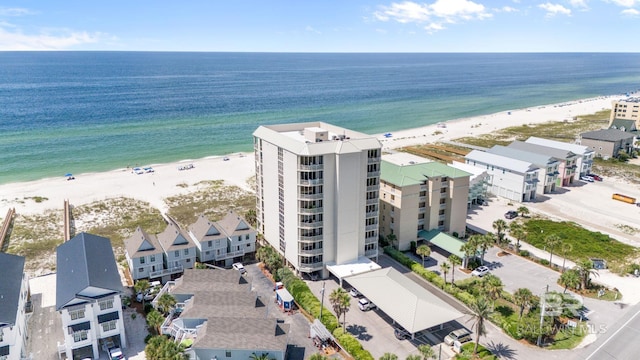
[6, 210, 63, 273]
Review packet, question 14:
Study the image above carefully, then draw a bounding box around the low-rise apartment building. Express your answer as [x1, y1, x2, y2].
[465, 150, 539, 202]
[56, 233, 126, 360]
[379, 158, 470, 251]
[525, 136, 594, 179]
[487, 145, 559, 194]
[0, 253, 31, 360]
[579, 129, 635, 158]
[507, 141, 577, 186]
[125, 227, 165, 282]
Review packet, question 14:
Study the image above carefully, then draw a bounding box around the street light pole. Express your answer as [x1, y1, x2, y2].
[537, 284, 549, 347]
[319, 281, 326, 321]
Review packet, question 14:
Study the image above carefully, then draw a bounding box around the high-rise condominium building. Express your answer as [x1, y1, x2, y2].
[253, 122, 382, 278]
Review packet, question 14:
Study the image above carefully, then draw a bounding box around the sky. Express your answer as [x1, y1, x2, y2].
[0, 0, 638, 52]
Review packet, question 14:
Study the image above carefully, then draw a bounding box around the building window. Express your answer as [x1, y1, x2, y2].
[439, 209, 445, 215]
[226, 351, 232, 357]
[139, 268, 144, 273]
[99, 299, 114, 311]
[438, 220, 444, 226]
[440, 198, 446, 204]
[73, 330, 88, 342]
[140, 257, 145, 264]
[247, 243, 251, 247]
[205, 251, 210, 255]
[101, 320, 117, 332]
[246, 234, 250, 240]
[186, 258, 191, 263]
[150, 255, 156, 262]
[440, 188, 446, 193]
[184, 249, 189, 255]
[208, 241, 212, 247]
[69, 309, 85, 320]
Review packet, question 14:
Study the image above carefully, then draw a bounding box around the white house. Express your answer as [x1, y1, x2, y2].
[124, 226, 165, 282]
[465, 150, 539, 202]
[487, 145, 559, 194]
[56, 233, 126, 360]
[0, 253, 31, 360]
[157, 218, 197, 282]
[525, 137, 594, 179]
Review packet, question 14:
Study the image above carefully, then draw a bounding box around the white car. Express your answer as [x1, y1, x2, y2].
[232, 262, 246, 274]
[349, 288, 361, 297]
[471, 266, 490, 277]
[108, 347, 125, 360]
[358, 298, 376, 311]
[580, 175, 594, 182]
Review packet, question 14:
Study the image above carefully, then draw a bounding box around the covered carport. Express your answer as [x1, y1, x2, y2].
[345, 267, 463, 338]
[418, 229, 466, 259]
[326, 256, 382, 285]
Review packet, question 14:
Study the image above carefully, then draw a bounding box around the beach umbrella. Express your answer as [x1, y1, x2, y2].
[65, 173, 73, 177]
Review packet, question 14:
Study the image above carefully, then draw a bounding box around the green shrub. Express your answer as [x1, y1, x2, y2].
[519, 250, 530, 257]
[454, 291, 475, 306]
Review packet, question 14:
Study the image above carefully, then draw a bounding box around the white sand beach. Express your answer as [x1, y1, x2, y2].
[0, 95, 616, 217]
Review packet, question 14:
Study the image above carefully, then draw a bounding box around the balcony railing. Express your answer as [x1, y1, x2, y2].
[298, 263, 324, 272]
[299, 178, 324, 186]
[299, 164, 324, 171]
[150, 265, 184, 279]
[365, 224, 378, 231]
[366, 198, 378, 205]
[299, 207, 323, 214]
[299, 234, 323, 242]
[367, 171, 380, 177]
[299, 193, 323, 200]
[366, 185, 379, 192]
[368, 157, 380, 164]
[299, 247, 324, 256]
[365, 236, 378, 244]
[299, 220, 323, 228]
[365, 249, 378, 258]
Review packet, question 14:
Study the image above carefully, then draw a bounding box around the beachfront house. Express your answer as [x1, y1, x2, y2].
[56, 233, 126, 360]
[578, 129, 635, 158]
[487, 145, 559, 194]
[609, 119, 638, 133]
[253, 122, 382, 280]
[507, 141, 578, 186]
[525, 137, 595, 179]
[450, 161, 490, 207]
[609, 97, 640, 129]
[157, 218, 197, 281]
[188, 211, 256, 267]
[378, 154, 471, 251]
[157, 269, 289, 360]
[0, 253, 31, 360]
[464, 150, 539, 202]
[124, 227, 165, 282]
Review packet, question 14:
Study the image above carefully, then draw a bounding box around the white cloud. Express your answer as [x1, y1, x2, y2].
[305, 25, 321, 34]
[538, 3, 572, 16]
[0, 27, 104, 50]
[609, 0, 639, 7]
[496, 6, 519, 12]
[0, 7, 31, 16]
[374, 0, 491, 33]
[621, 8, 640, 15]
[569, 0, 589, 8]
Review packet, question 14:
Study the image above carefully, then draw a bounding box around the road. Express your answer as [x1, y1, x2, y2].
[580, 303, 640, 360]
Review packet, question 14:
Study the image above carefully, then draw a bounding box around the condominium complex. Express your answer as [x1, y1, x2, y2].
[508, 141, 577, 186]
[610, 97, 640, 127]
[253, 122, 382, 278]
[487, 145, 559, 194]
[0, 253, 30, 360]
[379, 158, 470, 251]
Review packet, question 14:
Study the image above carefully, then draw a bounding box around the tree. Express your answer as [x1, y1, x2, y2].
[416, 245, 431, 267]
[406, 356, 421, 360]
[329, 288, 350, 331]
[308, 354, 328, 360]
[250, 353, 273, 360]
[245, 209, 257, 227]
[379, 353, 398, 360]
[145, 335, 188, 360]
[134, 279, 150, 307]
[146, 309, 165, 335]
[157, 293, 177, 315]
[508, 222, 526, 252]
[517, 206, 530, 218]
[448, 255, 462, 284]
[576, 258, 599, 290]
[559, 269, 581, 293]
[440, 262, 451, 286]
[418, 344, 436, 360]
[479, 274, 503, 301]
[560, 242, 573, 272]
[513, 288, 534, 319]
[467, 296, 493, 355]
[461, 235, 480, 269]
[492, 219, 508, 243]
[387, 233, 398, 249]
[477, 234, 494, 264]
[544, 234, 562, 267]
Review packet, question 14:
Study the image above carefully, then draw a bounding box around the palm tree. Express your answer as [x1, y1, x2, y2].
[329, 288, 351, 331]
[440, 262, 451, 286]
[544, 234, 562, 267]
[560, 242, 573, 272]
[576, 258, 599, 290]
[145, 335, 188, 360]
[418, 344, 436, 360]
[245, 209, 257, 227]
[513, 288, 534, 319]
[250, 352, 273, 360]
[416, 245, 431, 267]
[559, 269, 581, 293]
[462, 235, 480, 268]
[517, 206, 530, 218]
[492, 219, 508, 243]
[479, 274, 503, 301]
[379, 353, 398, 360]
[157, 293, 177, 315]
[477, 234, 493, 264]
[448, 255, 461, 284]
[406, 355, 421, 360]
[508, 222, 526, 252]
[386, 233, 398, 249]
[134, 279, 150, 307]
[468, 296, 493, 355]
[146, 309, 165, 335]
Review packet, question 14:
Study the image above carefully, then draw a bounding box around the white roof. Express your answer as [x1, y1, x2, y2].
[325, 256, 382, 280]
[346, 267, 464, 333]
[525, 137, 594, 156]
[450, 161, 488, 181]
[381, 152, 432, 166]
[465, 150, 539, 174]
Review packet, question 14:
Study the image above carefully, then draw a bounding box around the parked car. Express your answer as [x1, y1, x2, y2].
[504, 210, 518, 219]
[394, 327, 411, 340]
[444, 329, 472, 346]
[349, 288, 361, 297]
[580, 175, 594, 182]
[358, 298, 376, 311]
[471, 265, 490, 277]
[589, 174, 603, 181]
[108, 347, 126, 360]
[232, 262, 246, 274]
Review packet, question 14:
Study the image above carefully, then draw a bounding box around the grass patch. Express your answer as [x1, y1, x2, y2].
[545, 324, 589, 350]
[6, 210, 64, 273]
[455, 342, 497, 360]
[592, 157, 640, 185]
[524, 219, 637, 263]
[24, 196, 49, 203]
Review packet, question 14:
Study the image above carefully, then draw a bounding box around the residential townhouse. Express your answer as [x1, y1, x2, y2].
[507, 141, 578, 186]
[156, 218, 197, 282]
[253, 122, 382, 279]
[157, 269, 289, 360]
[124, 227, 165, 282]
[525, 136, 595, 179]
[609, 119, 637, 133]
[188, 211, 256, 267]
[487, 145, 559, 194]
[464, 150, 539, 202]
[379, 158, 471, 251]
[0, 253, 31, 360]
[579, 129, 635, 158]
[56, 233, 126, 360]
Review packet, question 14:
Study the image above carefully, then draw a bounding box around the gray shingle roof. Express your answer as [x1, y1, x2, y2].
[188, 214, 225, 243]
[0, 253, 25, 326]
[157, 221, 196, 252]
[194, 317, 290, 351]
[124, 227, 164, 259]
[610, 119, 637, 132]
[56, 233, 123, 310]
[581, 128, 635, 142]
[217, 210, 255, 238]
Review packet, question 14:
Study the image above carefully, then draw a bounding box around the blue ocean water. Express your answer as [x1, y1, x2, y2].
[1, 52, 639, 185]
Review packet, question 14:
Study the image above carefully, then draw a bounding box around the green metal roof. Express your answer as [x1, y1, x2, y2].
[380, 160, 471, 187]
[417, 229, 465, 258]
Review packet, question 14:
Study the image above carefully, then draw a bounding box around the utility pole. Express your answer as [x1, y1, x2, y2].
[319, 281, 326, 321]
[537, 284, 549, 347]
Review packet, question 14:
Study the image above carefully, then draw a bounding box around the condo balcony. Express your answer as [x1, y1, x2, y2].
[366, 198, 378, 205]
[298, 163, 324, 171]
[365, 249, 378, 258]
[367, 170, 380, 177]
[299, 262, 324, 272]
[299, 220, 323, 228]
[366, 185, 379, 192]
[150, 265, 184, 279]
[299, 178, 324, 186]
[365, 224, 378, 231]
[299, 247, 324, 256]
[365, 236, 378, 244]
[368, 157, 380, 164]
[299, 234, 323, 242]
[299, 193, 323, 200]
[299, 207, 323, 215]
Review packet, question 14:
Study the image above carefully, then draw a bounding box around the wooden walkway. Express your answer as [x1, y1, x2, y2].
[0, 208, 15, 252]
[63, 199, 71, 241]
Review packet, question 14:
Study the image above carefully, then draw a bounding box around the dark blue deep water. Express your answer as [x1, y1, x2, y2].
[1, 52, 639, 184]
